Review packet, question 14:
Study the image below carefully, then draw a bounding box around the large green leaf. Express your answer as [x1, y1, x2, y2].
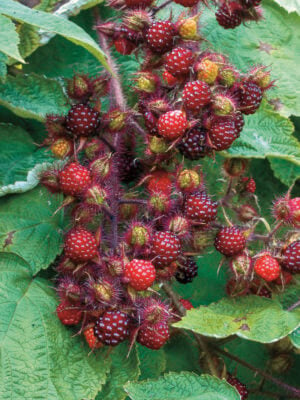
[273, 0, 300, 14]
[138, 345, 166, 380]
[0, 73, 68, 121]
[125, 372, 240, 400]
[97, 342, 140, 400]
[290, 327, 300, 349]
[175, 296, 300, 343]
[0, 253, 110, 400]
[226, 102, 300, 164]
[268, 158, 300, 186]
[0, 123, 62, 196]
[0, 14, 24, 63]
[0, 187, 65, 274]
[200, 0, 300, 117]
[0, 53, 7, 81]
[0, 0, 109, 69]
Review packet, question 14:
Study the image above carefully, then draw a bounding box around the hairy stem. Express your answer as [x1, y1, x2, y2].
[287, 299, 300, 312]
[94, 7, 127, 253]
[215, 347, 300, 398]
[119, 199, 148, 205]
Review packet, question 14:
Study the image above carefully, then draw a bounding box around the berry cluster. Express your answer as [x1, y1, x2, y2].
[40, 0, 299, 360]
[216, 0, 263, 30]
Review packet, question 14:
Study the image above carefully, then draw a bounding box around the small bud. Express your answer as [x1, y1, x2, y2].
[218, 66, 238, 87]
[212, 94, 236, 116]
[238, 204, 258, 222]
[40, 169, 61, 193]
[230, 253, 252, 277]
[177, 169, 201, 193]
[45, 115, 66, 138]
[196, 59, 219, 85]
[135, 72, 159, 93]
[192, 229, 214, 252]
[72, 204, 97, 225]
[66, 74, 92, 101]
[84, 138, 105, 160]
[123, 10, 152, 31]
[114, 37, 136, 55]
[126, 223, 151, 248]
[107, 256, 129, 276]
[50, 138, 72, 159]
[92, 75, 110, 98]
[148, 136, 169, 154]
[90, 154, 113, 181]
[178, 15, 200, 40]
[84, 184, 108, 207]
[119, 201, 138, 220]
[166, 215, 189, 237]
[223, 158, 247, 177]
[104, 108, 127, 132]
[147, 97, 170, 114]
[148, 192, 170, 214]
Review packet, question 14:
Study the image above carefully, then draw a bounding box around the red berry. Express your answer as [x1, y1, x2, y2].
[184, 192, 218, 223]
[214, 227, 246, 257]
[66, 104, 99, 136]
[146, 20, 177, 53]
[174, 0, 199, 6]
[180, 299, 194, 310]
[288, 198, 300, 228]
[143, 111, 158, 135]
[254, 254, 281, 281]
[244, 177, 256, 193]
[124, 259, 156, 291]
[209, 120, 237, 150]
[178, 127, 209, 160]
[216, 3, 243, 29]
[275, 270, 293, 285]
[64, 227, 98, 262]
[239, 81, 263, 114]
[165, 47, 194, 76]
[56, 300, 82, 325]
[282, 241, 300, 274]
[114, 37, 136, 55]
[125, 0, 153, 7]
[137, 322, 170, 349]
[94, 311, 130, 346]
[233, 112, 245, 135]
[175, 256, 198, 284]
[147, 170, 173, 195]
[157, 110, 188, 140]
[152, 231, 181, 267]
[163, 70, 181, 86]
[227, 375, 248, 400]
[84, 326, 103, 349]
[182, 80, 211, 111]
[59, 162, 92, 197]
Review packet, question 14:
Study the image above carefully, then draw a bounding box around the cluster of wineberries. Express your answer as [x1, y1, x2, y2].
[40, 0, 299, 396]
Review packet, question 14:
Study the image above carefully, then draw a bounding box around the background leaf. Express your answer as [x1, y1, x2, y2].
[138, 345, 166, 380]
[273, 0, 300, 14]
[0, 187, 66, 274]
[175, 296, 300, 343]
[0, 123, 63, 196]
[0, 253, 111, 400]
[0, 74, 68, 121]
[0, 15, 24, 63]
[0, 0, 109, 69]
[97, 342, 140, 400]
[125, 372, 240, 400]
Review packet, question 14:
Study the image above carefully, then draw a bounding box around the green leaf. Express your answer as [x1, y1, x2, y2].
[0, 253, 111, 400]
[0, 0, 109, 69]
[175, 296, 300, 343]
[18, 23, 41, 60]
[290, 327, 300, 349]
[0, 123, 62, 196]
[0, 14, 24, 63]
[138, 345, 166, 380]
[269, 158, 300, 186]
[0, 187, 66, 274]
[226, 102, 300, 165]
[125, 372, 240, 400]
[0, 52, 7, 81]
[273, 0, 300, 14]
[0, 73, 68, 121]
[200, 0, 300, 117]
[97, 342, 140, 400]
